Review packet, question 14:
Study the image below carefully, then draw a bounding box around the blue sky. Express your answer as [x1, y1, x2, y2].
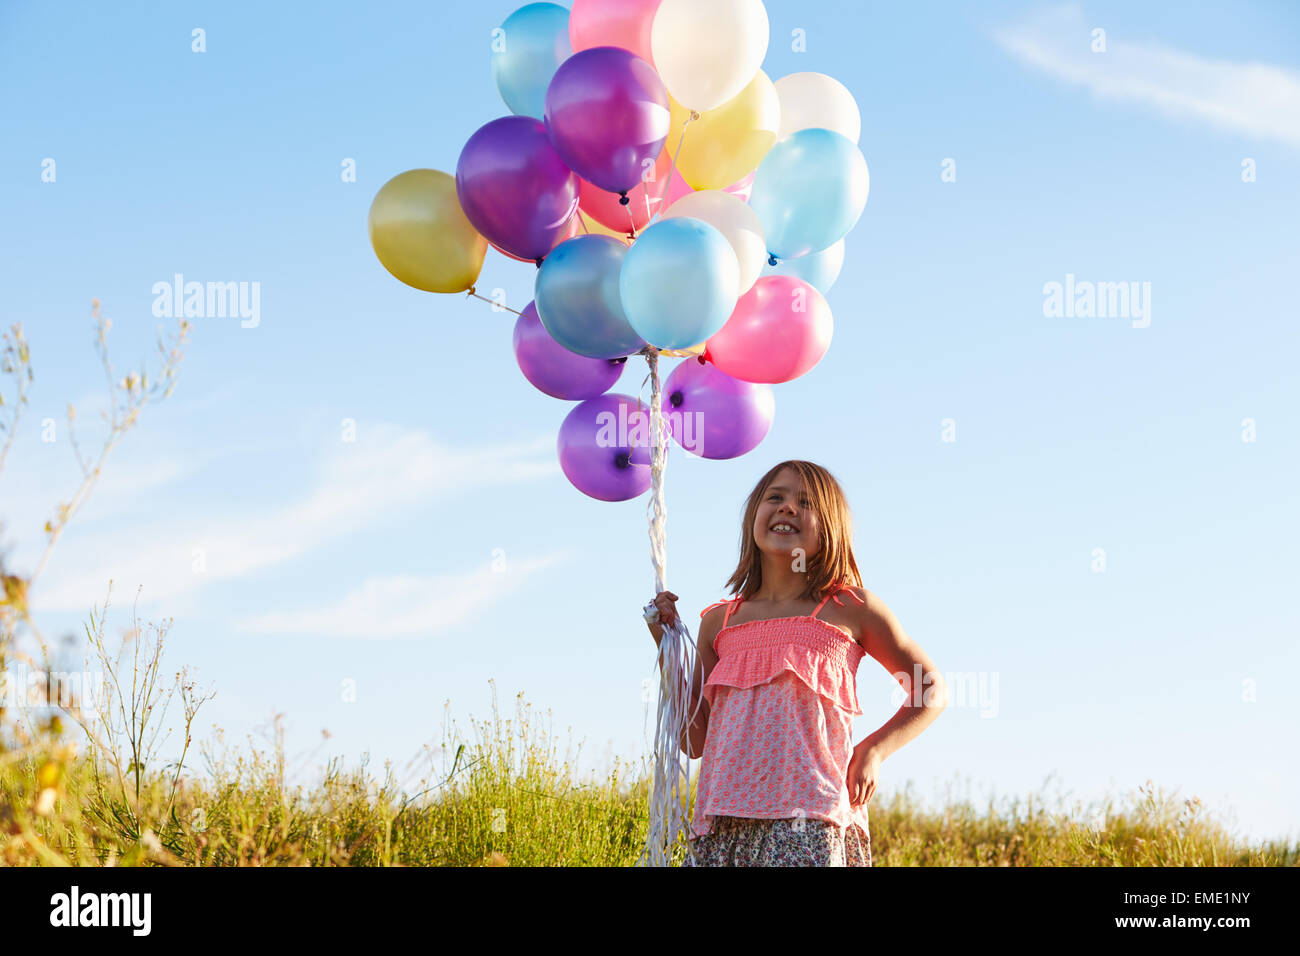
[1, 0, 1297, 846]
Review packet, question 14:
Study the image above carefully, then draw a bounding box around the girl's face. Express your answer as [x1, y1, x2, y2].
[753, 468, 821, 559]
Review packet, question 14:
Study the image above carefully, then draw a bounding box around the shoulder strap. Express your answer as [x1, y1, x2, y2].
[811, 583, 866, 619]
[700, 597, 743, 628]
[725, 596, 742, 627]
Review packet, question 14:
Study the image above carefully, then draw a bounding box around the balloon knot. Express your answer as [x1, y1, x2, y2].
[614, 452, 631, 469]
[467, 286, 476, 297]
[535, 258, 544, 268]
[669, 391, 684, 408]
[618, 193, 630, 206]
[767, 254, 778, 266]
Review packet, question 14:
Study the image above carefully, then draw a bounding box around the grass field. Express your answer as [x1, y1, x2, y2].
[3, 678, 1294, 867]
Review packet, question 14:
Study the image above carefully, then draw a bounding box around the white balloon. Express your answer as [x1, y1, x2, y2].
[651, 0, 770, 113]
[774, 72, 861, 144]
[663, 190, 767, 294]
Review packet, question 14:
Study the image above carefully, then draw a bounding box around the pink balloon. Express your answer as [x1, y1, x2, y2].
[569, 0, 662, 64]
[724, 170, 755, 202]
[580, 148, 752, 230]
[703, 276, 833, 384]
[663, 167, 692, 206]
[661, 167, 754, 208]
[579, 148, 672, 232]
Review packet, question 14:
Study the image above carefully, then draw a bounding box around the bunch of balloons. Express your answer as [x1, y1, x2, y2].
[368, 0, 869, 502]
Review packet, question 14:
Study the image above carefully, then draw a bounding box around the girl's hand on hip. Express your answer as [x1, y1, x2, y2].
[847, 745, 882, 806]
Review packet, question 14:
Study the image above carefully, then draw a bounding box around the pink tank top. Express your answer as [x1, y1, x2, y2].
[692, 583, 870, 841]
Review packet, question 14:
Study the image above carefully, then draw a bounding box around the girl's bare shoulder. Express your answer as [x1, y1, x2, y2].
[698, 600, 732, 654]
[844, 586, 900, 640]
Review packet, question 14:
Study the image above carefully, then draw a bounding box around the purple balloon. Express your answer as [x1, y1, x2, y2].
[662, 357, 775, 460]
[544, 46, 669, 195]
[456, 115, 579, 262]
[514, 300, 627, 400]
[557, 392, 653, 501]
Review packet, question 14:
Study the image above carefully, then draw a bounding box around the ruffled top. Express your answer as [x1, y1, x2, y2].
[704, 616, 865, 716]
[690, 583, 871, 839]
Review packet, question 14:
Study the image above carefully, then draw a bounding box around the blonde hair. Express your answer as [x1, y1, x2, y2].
[721, 460, 863, 603]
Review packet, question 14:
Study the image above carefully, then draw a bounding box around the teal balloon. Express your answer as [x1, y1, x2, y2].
[761, 238, 845, 294]
[535, 235, 647, 360]
[492, 3, 572, 120]
[750, 128, 869, 260]
[619, 217, 740, 350]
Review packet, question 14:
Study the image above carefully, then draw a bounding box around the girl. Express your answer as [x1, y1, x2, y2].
[646, 460, 946, 867]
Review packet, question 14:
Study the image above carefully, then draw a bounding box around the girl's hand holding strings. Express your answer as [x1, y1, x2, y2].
[646, 591, 680, 645]
[653, 591, 680, 627]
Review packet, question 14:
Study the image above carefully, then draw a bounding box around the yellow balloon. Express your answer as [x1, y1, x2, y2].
[369, 169, 487, 293]
[657, 342, 706, 358]
[667, 71, 779, 191]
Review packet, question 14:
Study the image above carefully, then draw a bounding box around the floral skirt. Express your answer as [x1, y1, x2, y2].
[683, 815, 872, 867]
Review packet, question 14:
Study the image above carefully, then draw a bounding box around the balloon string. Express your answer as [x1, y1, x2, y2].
[648, 111, 696, 228]
[576, 212, 590, 235]
[636, 345, 703, 868]
[625, 201, 639, 240]
[465, 286, 525, 316]
[638, 361, 652, 410]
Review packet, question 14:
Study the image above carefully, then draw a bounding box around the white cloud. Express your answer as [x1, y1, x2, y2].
[233, 550, 573, 638]
[993, 3, 1300, 149]
[1, 383, 243, 546]
[27, 424, 559, 615]
[0, 452, 195, 544]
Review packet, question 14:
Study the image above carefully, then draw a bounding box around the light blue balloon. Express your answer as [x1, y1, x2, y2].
[492, 3, 572, 120]
[760, 238, 846, 294]
[750, 128, 869, 261]
[535, 235, 647, 360]
[619, 217, 740, 350]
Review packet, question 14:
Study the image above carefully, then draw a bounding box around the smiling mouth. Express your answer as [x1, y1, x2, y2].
[769, 523, 799, 535]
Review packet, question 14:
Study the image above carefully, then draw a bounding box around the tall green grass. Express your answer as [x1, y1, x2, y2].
[3, 678, 1294, 867]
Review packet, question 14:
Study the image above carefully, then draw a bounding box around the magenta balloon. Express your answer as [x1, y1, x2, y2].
[544, 46, 670, 194]
[456, 115, 579, 262]
[557, 392, 653, 501]
[514, 301, 627, 400]
[704, 276, 834, 384]
[662, 358, 774, 459]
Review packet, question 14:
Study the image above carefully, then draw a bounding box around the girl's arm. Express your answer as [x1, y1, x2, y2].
[852, 587, 946, 760]
[680, 606, 722, 758]
[648, 597, 722, 758]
